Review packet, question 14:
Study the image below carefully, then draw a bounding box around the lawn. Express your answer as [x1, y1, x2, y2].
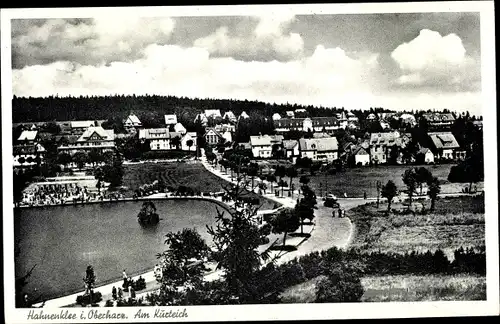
[271, 164, 464, 198]
[279, 274, 486, 303]
[347, 195, 485, 257]
[361, 274, 486, 301]
[121, 160, 277, 209]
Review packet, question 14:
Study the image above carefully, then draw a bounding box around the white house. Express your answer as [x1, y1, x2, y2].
[239, 111, 250, 119]
[250, 135, 273, 158]
[13, 143, 46, 167]
[18, 130, 39, 145]
[400, 113, 417, 127]
[70, 121, 95, 134]
[347, 111, 358, 122]
[352, 146, 370, 166]
[282, 139, 300, 162]
[124, 114, 142, 128]
[214, 123, 236, 133]
[428, 132, 461, 161]
[204, 128, 225, 145]
[59, 126, 115, 154]
[173, 122, 187, 134]
[194, 113, 208, 126]
[165, 114, 178, 126]
[286, 111, 295, 118]
[367, 113, 377, 121]
[180, 132, 197, 151]
[272, 113, 282, 121]
[139, 128, 183, 151]
[298, 137, 339, 162]
[223, 111, 237, 123]
[419, 147, 435, 164]
[204, 109, 222, 119]
[222, 131, 233, 143]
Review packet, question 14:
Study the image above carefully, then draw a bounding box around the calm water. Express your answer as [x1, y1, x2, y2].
[14, 199, 225, 300]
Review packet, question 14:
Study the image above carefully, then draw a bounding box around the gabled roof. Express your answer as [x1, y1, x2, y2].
[429, 132, 460, 149]
[204, 128, 224, 138]
[419, 147, 433, 155]
[250, 135, 272, 146]
[139, 128, 170, 140]
[204, 109, 222, 118]
[272, 113, 282, 120]
[18, 130, 38, 141]
[422, 113, 455, 122]
[78, 126, 114, 141]
[286, 111, 295, 117]
[369, 132, 408, 147]
[312, 132, 330, 138]
[70, 120, 95, 129]
[239, 111, 250, 119]
[299, 137, 339, 152]
[223, 111, 236, 120]
[352, 146, 369, 156]
[165, 114, 178, 125]
[174, 122, 186, 133]
[125, 114, 141, 125]
[282, 139, 299, 150]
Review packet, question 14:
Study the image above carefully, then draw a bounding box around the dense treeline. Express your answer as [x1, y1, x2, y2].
[12, 95, 456, 124]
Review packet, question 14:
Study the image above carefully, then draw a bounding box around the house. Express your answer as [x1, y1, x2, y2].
[138, 128, 182, 151]
[400, 113, 417, 127]
[204, 128, 225, 145]
[298, 137, 339, 163]
[239, 111, 250, 120]
[223, 111, 237, 123]
[194, 113, 208, 126]
[380, 120, 391, 130]
[180, 132, 197, 152]
[58, 126, 115, 154]
[214, 123, 236, 133]
[282, 139, 300, 162]
[369, 132, 411, 164]
[347, 111, 358, 122]
[13, 143, 46, 167]
[272, 113, 282, 121]
[428, 132, 462, 161]
[204, 109, 222, 119]
[367, 113, 377, 121]
[312, 132, 330, 139]
[286, 111, 295, 118]
[422, 112, 456, 128]
[173, 122, 187, 134]
[418, 147, 435, 164]
[17, 130, 38, 145]
[352, 146, 370, 166]
[124, 114, 142, 128]
[70, 121, 95, 134]
[274, 117, 340, 133]
[222, 131, 233, 143]
[249, 135, 284, 159]
[164, 114, 178, 126]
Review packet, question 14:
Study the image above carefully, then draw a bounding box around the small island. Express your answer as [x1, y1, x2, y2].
[137, 201, 160, 226]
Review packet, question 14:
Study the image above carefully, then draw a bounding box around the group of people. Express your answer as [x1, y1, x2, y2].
[20, 183, 91, 206]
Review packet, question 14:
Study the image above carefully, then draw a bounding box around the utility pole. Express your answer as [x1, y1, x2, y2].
[376, 181, 381, 209]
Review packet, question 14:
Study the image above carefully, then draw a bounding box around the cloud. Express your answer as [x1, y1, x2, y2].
[390, 29, 479, 91]
[12, 17, 176, 68]
[13, 43, 380, 107]
[193, 15, 304, 61]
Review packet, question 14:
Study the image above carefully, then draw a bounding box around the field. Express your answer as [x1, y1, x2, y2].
[361, 274, 486, 301]
[347, 195, 485, 257]
[260, 164, 466, 198]
[279, 274, 486, 303]
[121, 160, 277, 209]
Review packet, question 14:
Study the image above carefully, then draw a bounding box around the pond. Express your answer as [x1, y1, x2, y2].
[14, 199, 228, 300]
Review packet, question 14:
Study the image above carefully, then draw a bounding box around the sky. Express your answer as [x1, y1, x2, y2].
[10, 11, 482, 114]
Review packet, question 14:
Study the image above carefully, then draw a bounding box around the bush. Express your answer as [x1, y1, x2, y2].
[315, 269, 364, 303]
[76, 292, 103, 306]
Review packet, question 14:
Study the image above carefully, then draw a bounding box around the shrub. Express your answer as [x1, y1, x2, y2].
[76, 292, 103, 306]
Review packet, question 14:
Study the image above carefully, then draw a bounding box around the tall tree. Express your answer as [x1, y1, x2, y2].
[295, 184, 317, 234]
[286, 166, 298, 198]
[171, 136, 181, 150]
[269, 208, 300, 247]
[137, 201, 160, 226]
[381, 180, 398, 213]
[266, 174, 277, 194]
[402, 168, 418, 210]
[247, 162, 259, 190]
[83, 265, 97, 304]
[427, 177, 441, 211]
[415, 167, 433, 195]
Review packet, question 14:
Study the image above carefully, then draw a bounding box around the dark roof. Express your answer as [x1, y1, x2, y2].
[429, 132, 460, 149]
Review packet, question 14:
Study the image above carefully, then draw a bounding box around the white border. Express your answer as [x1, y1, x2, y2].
[2, 2, 498, 323]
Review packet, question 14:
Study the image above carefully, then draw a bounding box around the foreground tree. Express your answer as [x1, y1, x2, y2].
[137, 201, 160, 226]
[315, 262, 364, 303]
[207, 181, 271, 303]
[286, 166, 298, 198]
[295, 183, 317, 234]
[247, 162, 259, 190]
[381, 180, 398, 213]
[427, 177, 441, 211]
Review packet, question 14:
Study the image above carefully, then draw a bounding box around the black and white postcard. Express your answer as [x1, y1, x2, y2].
[2, 2, 498, 322]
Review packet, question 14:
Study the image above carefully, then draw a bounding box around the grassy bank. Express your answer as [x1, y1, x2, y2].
[347, 195, 485, 256]
[361, 274, 486, 301]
